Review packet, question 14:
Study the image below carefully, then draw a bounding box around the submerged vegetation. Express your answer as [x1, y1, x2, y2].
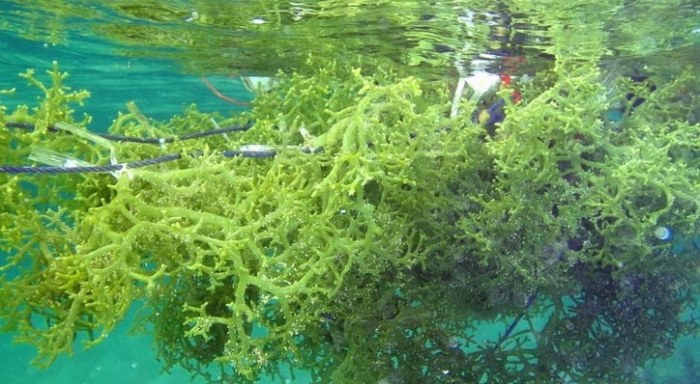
[1, 1, 699, 383]
[1, 55, 698, 383]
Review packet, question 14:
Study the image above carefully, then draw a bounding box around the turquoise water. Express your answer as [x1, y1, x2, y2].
[0, 26, 250, 132]
[1, 1, 699, 383]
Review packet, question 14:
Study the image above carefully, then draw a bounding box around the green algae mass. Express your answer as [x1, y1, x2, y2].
[1, 56, 699, 383]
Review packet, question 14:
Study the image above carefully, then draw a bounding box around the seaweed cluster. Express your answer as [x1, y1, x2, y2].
[0, 54, 698, 383]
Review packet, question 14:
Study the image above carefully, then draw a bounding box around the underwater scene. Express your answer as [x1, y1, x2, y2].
[0, 1, 698, 383]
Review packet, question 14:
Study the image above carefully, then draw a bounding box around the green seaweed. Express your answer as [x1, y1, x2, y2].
[1, 51, 699, 384]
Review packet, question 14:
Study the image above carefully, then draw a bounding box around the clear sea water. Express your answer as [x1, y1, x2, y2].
[1, 1, 698, 383]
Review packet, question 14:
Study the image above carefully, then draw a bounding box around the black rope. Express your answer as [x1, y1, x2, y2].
[0, 120, 269, 174]
[0, 121, 324, 174]
[0, 153, 183, 174]
[0, 147, 282, 175]
[98, 124, 252, 144]
[496, 291, 538, 348]
[3, 121, 252, 144]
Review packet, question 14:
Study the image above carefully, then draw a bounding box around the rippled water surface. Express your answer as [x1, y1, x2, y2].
[2, 1, 697, 126]
[3, 1, 698, 74]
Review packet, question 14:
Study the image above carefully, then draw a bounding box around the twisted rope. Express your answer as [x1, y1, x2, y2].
[4, 121, 252, 144]
[0, 121, 283, 174]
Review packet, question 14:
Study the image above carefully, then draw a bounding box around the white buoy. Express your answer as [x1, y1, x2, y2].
[654, 226, 672, 241]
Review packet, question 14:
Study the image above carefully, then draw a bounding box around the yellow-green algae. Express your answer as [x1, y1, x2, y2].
[1, 54, 699, 383]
